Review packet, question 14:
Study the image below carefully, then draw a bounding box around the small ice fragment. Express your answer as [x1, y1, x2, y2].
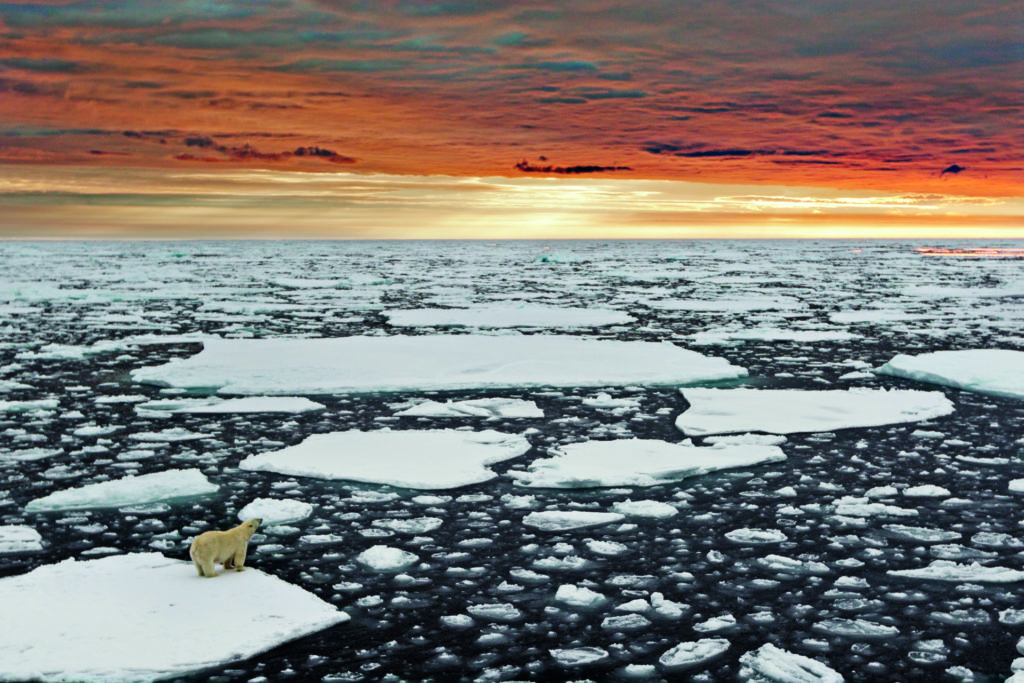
[355, 545, 418, 572]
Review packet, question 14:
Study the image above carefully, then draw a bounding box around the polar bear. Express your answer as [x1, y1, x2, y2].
[189, 518, 262, 578]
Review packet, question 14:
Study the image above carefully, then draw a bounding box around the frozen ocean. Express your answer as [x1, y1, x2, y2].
[1, 239, 1024, 682]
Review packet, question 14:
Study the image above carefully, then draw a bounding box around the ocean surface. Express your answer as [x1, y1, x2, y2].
[2, 239, 1024, 682]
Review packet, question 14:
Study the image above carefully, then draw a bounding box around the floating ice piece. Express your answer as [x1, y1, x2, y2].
[385, 305, 633, 328]
[757, 555, 830, 576]
[394, 398, 543, 419]
[137, 397, 325, 415]
[15, 341, 127, 361]
[238, 498, 313, 526]
[903, 485, 950, 498]
[240, 429, 530, 490]
[466, 603, 522, 622]
[739, 643, 843, 683]
[694, 614, 737, 633]
[611, 500, 678, 518]
[812, 618, 898, 640]
[659, 638, 730, 671]
[725, 528, 787, 544]
[523, 510, 625, 531]
[372, 517, 443, 534]
[555, 584, 608, 608]
[651, 296, 802, 312]
[509, 439, 785, 489]
[882, 525, 959, 543]
[0, 525, 42, 553]
[25, 470, 218, 513]
[550, 647, 609, 666]
[128, 428, 214, 442]
[0, 553, 347, 682]
[1011, 480, 1024, 493]
[677, 388, 953, 436]
[832, 496, 918, 518]
[0, 448, 62, 462]
[690, 328, 860, 345]
[876, 349, 1024, 400]
[888, 561, 1024, 583]
[602, 613, 651, 630]
[586, 540, 628, 556]
[356, 545, 418, 572]
[0, 399, 59, 413]
[704, 433, 787, 447]
[581, 393, 641, 410]
[132, 335, 746, 394]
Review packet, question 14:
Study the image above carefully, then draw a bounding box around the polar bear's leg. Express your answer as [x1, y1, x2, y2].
[223, 555, 235, 570]
[192, 558, 206, 577]
[233, 547, 247, 571]
[199, 557, 216, 577]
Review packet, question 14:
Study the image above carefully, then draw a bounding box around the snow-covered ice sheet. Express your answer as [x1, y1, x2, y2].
[131, 336, 747, 394]
[240, 429, 530, 489]
[25, 470, 219, 513]
[385, 305, 633, 328]
[876, 349, 1024, 400]
[508, 439, 785, 488]
[0, 526, 42, 553]
[0, 553, 348, 682]
[677, 388, 954, 436]
[393, 398, 543, 419]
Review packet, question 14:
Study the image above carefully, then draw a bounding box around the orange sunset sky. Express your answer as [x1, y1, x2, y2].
[0, 0, 1021, 238]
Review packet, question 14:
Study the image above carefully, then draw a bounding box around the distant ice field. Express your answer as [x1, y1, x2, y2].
[2, 239, 1024, 682]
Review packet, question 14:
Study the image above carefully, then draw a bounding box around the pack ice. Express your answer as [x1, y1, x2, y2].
[239, 429, 531, 489]
[131, 336, 746, 394]
[876, 349, 1024, 400]
[25, 470, 219, 513]
[384, 305, 633, 328]
[676, 388, 954, 436]
[508, 439, 785, 488]
[0, 553, 348, 682]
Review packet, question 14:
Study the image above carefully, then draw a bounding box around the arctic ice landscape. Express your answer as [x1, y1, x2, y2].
[2, 239, 1024, 682]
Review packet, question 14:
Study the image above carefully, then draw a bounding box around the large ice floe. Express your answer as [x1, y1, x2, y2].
[136, 397, 325, 416]
[0, 525, 42, 553]
[393, 398, 543, 419]
[676, 388, 954, 436]
[738, 643, 843, 682]
[25, 470, 219, 513]
[887, 561, 1024, 583]
[0, 553, 348, 682]
[522, 510, 625, 531]
[508, 438, 785, 488]
[239, 429, 531, 489]
[384, 305, 633, 328]
[876, 349, 1024, 400]
[131, 335, 746, 394]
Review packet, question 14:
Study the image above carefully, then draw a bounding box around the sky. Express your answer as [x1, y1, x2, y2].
[0, 0, 1021, 239]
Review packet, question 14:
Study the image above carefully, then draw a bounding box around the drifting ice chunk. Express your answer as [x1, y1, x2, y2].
[659, 638, 730, 671]
[555, 584, 608, 608]
[812, 618, 898, 640]
[128, 428, 213, 442]
[356, 545, 418, 572]
[240, 429, 530, 490]
[677, 388, 953, 436]
[385, 305, 633, 328]
[1011, 479, 1024, 493]
[26, 470, 218, 513]
[690, 328, 860, 345]
[137, 397, 325, 415]
[0, 525, 42, 553]
[611, 500, 678, 518]
[739, 643, 843, 682]
[876, 349, 1024, 400]
[372, 517, 443, 534]
[523, 510, 625, 531]
[882, 525, 959, 543]
[725, 528, 787, 544]
[0, 399, 59, 413]
[394, 398, 543, 419]
[550, 647, 609, 666]
[132, 335, 747, 394]
[887, 561, 1024, 583]
[0, 553, 347, 682]
[833, 496, 918, 518]
[237, 498, 313, 526]
[509, 439, 785, 488]
[903, 485, 950, 498]
[466, 603, 522, 622]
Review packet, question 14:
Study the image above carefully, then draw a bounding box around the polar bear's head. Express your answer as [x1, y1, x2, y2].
[241, 518, 263, 536]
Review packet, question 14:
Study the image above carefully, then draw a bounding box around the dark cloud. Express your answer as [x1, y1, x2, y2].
[176, 138, 356, 164]
[940, 164, 966, 175]
[514, 160, 631, 174]
[0, 57, 87, 73]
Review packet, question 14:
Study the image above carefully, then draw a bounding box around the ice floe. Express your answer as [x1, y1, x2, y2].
[385, 305, 633, 328]
[887, 561, 1024, 583]
[509, 438, 786, 488]
[356, 545, 419, 572]
[0, 553, 347, 682]
[659, 638, 730, 671]
[738, 643, 843, 682]
[677, 388, 954, 436]
[876, 349, 1024, 400]
[136, 397, 325, 415]
[25, 470, 219, 513]
[0, 525, 42, 553]
[237, 498, 313, 526]
[550, 647, 610, 666]
[554, 584, 608, 608]
[132, 335, 747, 394]
[240, 429, 530, 489]
[522, 510, 625, 531]
[690, 328, 860, 345]
[393, 398, 543, 419]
